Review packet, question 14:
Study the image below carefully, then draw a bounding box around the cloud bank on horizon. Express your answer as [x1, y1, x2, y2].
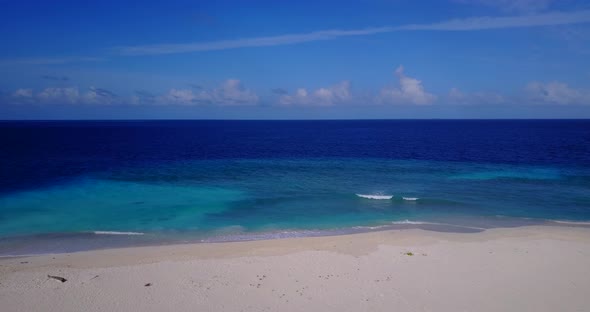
[0, 0, 589, 118]
[6, 65, 588, 108]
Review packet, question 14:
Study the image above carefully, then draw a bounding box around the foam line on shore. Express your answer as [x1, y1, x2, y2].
[93, 231, 145, 236]
[390, 219, 487, 230]
[552, 220, 590, 226]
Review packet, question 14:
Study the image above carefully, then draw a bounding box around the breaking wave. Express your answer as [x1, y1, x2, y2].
[356, 194, 393, 200]
[92, 231, 145, 236]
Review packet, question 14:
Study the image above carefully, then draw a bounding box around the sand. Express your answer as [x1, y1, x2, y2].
[1, 225, 590, 312]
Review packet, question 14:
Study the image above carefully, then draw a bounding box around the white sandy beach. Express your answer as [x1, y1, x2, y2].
[1, 225, 590, 312]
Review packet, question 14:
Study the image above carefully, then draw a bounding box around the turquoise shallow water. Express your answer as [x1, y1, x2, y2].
[0, 179, 245, 236]
[1, 158, 589, 253]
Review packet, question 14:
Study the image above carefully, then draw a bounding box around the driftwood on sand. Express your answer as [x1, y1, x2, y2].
[47, 275, 67, 283]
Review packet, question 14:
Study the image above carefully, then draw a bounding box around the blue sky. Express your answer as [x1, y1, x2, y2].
[1, 0, 590, 119]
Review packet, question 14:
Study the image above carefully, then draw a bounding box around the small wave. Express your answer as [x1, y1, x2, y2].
[391, 220, 430, 225]
[402, 197, 419, 201]
[356, 194, 393, 200]
[552, 220, 590, 226]
[0, 254, 40, 258]
[93, 231, 145, 236]
[351, 225, 391, 230]
[391, 219, 486, 230]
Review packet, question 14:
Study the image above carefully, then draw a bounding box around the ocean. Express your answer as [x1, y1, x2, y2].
[1, 120, 589, 255]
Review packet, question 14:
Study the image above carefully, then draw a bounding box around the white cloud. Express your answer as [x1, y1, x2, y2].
[157, 79, 258, 106]
[13, 88, 33, 98]
[7, 77, 589, 108]
[454, 0, 554, 12]
[6, 80, 258, 106]
[158, 88, 205, 105]
[8, 87, 118, 105]
[377, 66, 436, 105]
[279, 81, 352, 106]
[526, 81, 590, 104]
[215, 79, 259, 105]
[39, 87, 116, 104]
[83, 87, 118, 105]
[449, 87, 465, 100]
[398, 10, 590, 31]
[115, 28, 393, 55]
[448, 87, 506, 104]
[38, 87, 80, 104]
[113, 10, 590, 55]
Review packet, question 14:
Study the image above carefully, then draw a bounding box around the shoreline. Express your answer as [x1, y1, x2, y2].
[1, 223, 587, 259]
[2, 225, 590, 311]
[2, 218, 590, 258]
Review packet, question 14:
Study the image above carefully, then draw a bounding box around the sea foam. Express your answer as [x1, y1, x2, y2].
[356, 194, 393, 200]
[390, 219, 486, 230]
[391, 220, 430, 225]
[93, 231, 145, 236]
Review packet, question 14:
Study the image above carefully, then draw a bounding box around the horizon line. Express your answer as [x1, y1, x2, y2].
[1, 118, 589, 122]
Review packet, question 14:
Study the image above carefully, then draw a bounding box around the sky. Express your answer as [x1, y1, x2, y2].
[1, 0, 590, 119]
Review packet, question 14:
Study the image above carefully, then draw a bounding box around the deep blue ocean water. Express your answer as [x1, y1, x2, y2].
[1, 120, 590, 255]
